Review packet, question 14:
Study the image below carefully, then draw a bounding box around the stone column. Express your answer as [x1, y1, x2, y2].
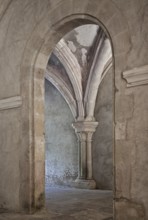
[72, 121, 98, 189]
[87, 132, 94, 180]
[76, 131, 87, 180]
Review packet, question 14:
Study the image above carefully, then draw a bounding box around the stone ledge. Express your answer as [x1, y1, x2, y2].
[71, 179, 96, 189]
[123, 65, 148, 87]
[0, 96, 22, 111]
[72, 121, 98, 133]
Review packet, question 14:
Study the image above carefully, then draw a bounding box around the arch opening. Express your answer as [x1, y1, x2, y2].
[43, 21, 114, 219]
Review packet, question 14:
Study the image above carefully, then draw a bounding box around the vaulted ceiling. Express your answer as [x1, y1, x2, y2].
[45, 24, 112, 122]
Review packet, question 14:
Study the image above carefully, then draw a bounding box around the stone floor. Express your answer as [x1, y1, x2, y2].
[0, 187, 113, 220]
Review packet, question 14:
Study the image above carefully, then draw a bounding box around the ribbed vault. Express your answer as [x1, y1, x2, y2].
[45, 24, 112, 122]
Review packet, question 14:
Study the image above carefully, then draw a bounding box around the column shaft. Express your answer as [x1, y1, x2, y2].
[86, 133, 93, 179]
[78, 133, 87, 179]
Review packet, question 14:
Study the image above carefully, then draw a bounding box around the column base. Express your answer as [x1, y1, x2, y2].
[72, 178, 96, 189]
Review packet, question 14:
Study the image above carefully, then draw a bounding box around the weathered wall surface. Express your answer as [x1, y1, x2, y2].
[0, 108, 21, 212]
[45, 80, 78, 186]
[111, 1, 148, 219]
[0, 0, 148, 219]
[93, 68, 113, 190]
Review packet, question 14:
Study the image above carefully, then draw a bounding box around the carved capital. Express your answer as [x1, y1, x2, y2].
[72, 121, 98, 133]
[87, 132, 94, 142]
[77, 132, 87, 142]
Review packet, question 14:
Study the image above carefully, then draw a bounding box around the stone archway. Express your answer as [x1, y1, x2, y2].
[45, 28, 112, 190]
[21, 0, 131, 216]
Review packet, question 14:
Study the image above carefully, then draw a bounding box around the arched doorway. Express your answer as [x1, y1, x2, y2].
[21, 1, 131, 217]
[33, 15, 114, 209]
[44, 24, 113, 218]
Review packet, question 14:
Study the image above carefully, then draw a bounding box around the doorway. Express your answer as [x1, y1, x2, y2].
[44, 24, 114, 219]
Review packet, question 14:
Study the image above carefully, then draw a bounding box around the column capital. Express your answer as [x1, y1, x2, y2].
[76, 132, 87, 142]
[72, 121, 98, 133]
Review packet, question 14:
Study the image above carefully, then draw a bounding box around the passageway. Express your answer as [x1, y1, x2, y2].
[43, 24, 114, 220]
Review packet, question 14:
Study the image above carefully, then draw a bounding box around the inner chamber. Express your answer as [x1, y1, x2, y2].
[44, 24, 113, 220]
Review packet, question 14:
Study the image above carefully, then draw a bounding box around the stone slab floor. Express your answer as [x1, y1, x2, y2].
[0, 187, 113, 220]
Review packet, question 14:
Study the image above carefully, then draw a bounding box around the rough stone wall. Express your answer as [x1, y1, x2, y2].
[93, 68, 113, 190]
[45, 80, 78, 186]
[0, 1, 148, 219]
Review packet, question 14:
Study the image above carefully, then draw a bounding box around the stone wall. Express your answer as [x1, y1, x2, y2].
[45, 79, 78, 186]
[45, 76, 113, 189]
[0, 108, 21, 212]
[93, 67, 113, 190]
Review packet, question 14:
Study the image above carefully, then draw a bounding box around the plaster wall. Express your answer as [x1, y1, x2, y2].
[0, 1, 148, 219]
[0, 109, 21, 212]
[65, 24, 98, 67]
[64, 24, 99, 92]
[45, 80, 78, 186]
[93, 68, 113, 190]
[111, 1, 148, 218]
